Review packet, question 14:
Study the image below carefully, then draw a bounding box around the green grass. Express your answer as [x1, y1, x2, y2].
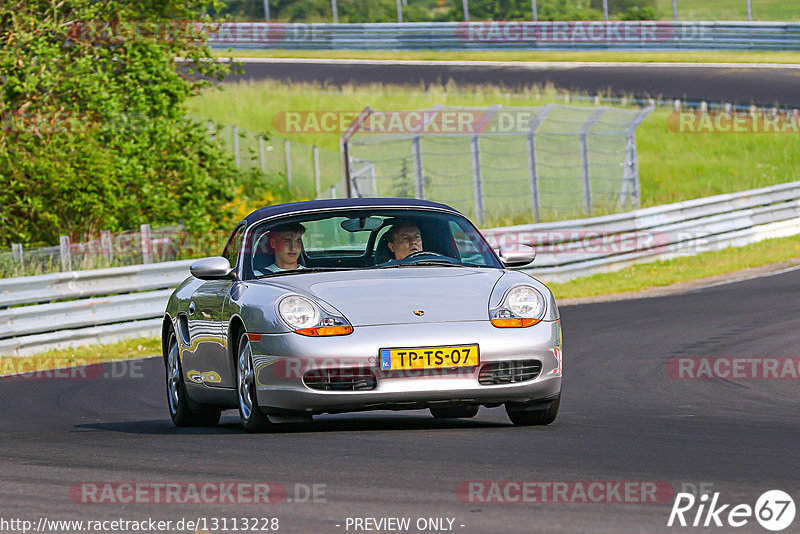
[0, 337, 160, 375]
[548, 233, 800, 299]
[188, 79, 800, 212]
[654, 0, 800, 21]
[213, 49, 800, 64]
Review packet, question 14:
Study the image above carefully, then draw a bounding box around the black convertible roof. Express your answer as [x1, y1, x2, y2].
[243, 197, 461, 225]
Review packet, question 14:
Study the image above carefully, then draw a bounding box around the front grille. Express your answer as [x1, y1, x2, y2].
[478, 360, 542, 385]
[303, 368, 377, 391]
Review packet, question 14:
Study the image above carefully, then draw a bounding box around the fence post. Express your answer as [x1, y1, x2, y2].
[331, 0, 338, 23]
[284, 139, 293, 188]
[259, 134, 266, 173]
[263, 0, 270, 21]
[59, 236, 72, 272]
[12, 243, 23, 270]
[470, 135, 484, 224]
[101, 230, 112, 261]
[531, 0, 537, 21]
[232, 125, 240, 167]
[313, 145, 321, 198]
[526, 104, 554, 223]
[462, 0, 469, 22]
[396, 0, 403, 22]
[602, 0, 608, 21]
[208, 121, 214, 141]
[672, 0, 678, 20]
[746, 0, 752, 21]
[141, 224, 152, 264]
[580, 107, 607, 217]
[411, 135, 424, 199]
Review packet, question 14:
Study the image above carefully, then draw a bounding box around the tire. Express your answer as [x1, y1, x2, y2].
[236, 333, 271, 433]
[430, 405, 480, 419]
[165, 330, 221, 427]
[506, 398, 560, 426]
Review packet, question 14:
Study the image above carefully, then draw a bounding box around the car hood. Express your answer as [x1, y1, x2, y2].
[265, 267, 503, 326]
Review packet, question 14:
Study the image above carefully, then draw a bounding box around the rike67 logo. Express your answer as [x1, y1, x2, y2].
[668, 490, 795, 531]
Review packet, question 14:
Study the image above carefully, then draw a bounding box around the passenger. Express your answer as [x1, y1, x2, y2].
[386, 222, 423, 260]
[264, 222, 305, 273]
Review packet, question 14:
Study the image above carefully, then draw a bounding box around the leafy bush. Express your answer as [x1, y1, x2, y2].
[0, 0, 260, 248]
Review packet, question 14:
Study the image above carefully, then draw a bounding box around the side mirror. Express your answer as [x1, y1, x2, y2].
[499, 244, 536, 268]
[190, 257, 234, 280]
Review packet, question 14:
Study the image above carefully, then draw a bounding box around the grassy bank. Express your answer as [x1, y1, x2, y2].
[188, 80, 800, 208]
[213, 49, 800, 64]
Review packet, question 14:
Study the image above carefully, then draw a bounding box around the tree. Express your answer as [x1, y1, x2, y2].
[0, 0, 245, 247]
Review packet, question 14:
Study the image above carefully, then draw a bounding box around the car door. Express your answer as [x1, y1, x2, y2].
[183, 224, 245, 389]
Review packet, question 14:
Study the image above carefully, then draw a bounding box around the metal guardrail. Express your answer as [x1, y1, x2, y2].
[206, 21, 800, 51]
[2, 180, 800, 356]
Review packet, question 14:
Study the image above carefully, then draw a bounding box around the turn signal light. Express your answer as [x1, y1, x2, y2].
[491, 318, 538, 328]
[295, 326, 354, 337]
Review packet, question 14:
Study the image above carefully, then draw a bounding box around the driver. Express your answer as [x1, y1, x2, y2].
[262, 222, 306, 274]
[387, 222, 423, 260]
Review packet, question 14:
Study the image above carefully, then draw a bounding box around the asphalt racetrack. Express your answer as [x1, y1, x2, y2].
[228, 58, 800, 108]
[1, 267, 798, 533]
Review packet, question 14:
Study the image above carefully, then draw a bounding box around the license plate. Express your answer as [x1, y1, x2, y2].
[379, 344, 479, 371]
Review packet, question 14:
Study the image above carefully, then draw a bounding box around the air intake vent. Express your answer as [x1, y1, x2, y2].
[478, 360, 542, 385]
[303, 368, 377, 391]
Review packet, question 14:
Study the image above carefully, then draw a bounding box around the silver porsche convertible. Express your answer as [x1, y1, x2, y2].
[162, 198, 562, 432]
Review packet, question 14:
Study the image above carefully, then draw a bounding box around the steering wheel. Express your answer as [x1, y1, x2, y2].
[406, 251, 444, 259]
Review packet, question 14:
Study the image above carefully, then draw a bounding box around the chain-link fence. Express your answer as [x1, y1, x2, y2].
[0, 225, 226, 278]
[343, 104, 652, 226]
[207, 121, 341, 198]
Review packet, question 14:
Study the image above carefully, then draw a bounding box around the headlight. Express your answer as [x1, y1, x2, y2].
[490, 285, 545, 328]
[278, 295, 353, 337]
[507, 286, 544, 318]
[278, 296, 320, 330]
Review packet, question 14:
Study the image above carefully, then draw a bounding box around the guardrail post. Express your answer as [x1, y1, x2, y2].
[313, 145, 321, 198]
[141, 224, 153, 264]
[233, 125, 240, 167]
[285, 138, 293, 188]
[59, 236, 71, 272]
[412, 135, 424, 199]
[470, 135, 484, 224]
[12, 243, 23, 270]
[259, 134, 266, 173]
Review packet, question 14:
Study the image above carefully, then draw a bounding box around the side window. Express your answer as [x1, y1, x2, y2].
[449, 221, 489, 266]
[222, 224, 246, 268]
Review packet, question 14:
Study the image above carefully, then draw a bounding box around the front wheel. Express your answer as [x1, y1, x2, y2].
[430, 405, 480, 419]
[165, 330, 221, 427]
[236, 333, 271, 433]
[506, 398, 560, 426]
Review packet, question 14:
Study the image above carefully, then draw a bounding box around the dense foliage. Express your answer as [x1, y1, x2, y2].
[213, 0, 658, 22]
[0, 0, 250, 248]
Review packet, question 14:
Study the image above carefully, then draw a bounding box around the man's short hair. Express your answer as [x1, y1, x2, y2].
[269, 222, 306, 235]
[385, 220, 419, 243]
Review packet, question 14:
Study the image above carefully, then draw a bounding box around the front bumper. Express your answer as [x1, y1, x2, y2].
[249, 320, 562, 414]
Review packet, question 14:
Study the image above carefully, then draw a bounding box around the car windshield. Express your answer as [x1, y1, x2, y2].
[242, 208, 502, 279]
